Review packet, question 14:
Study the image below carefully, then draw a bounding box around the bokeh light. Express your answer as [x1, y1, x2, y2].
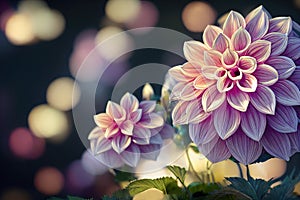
[9, 127, 45, 159]
[5, 12, 35, 45]
[0, 9, 14, 31]
[105, 0, 141, 24]
[217, 12, 230, 27]
[28, 104, 70, 140]
[95, 26, 133, 61]
[46, 77, 81, 111]
[182, 1, 217, 32]
[125, 1, 159, 30]
[0, 188, 32, 200]
[294, 181, 300, 195]
[81, 150, 108, 176]
[34, 167, 64, 195]
[18, 0, 48, 13]
[142, 83, 154, 100]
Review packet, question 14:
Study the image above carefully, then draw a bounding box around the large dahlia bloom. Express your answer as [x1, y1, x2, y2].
[169, 6, 300, 165]
[88, 93, 171, 168]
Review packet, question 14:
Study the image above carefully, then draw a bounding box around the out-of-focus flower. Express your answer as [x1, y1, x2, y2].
[88, 93, 172, 168]
[169, 5, 300, 165]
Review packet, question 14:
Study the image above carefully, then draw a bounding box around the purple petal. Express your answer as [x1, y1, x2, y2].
[222, 48, 238, 68]
[139, 101, 156, 114]
[203, 25, 223, 47]
[150, 134, 163, 145]
[245, 40, 271, 63]
[226, 129, 263, 165]
[94, 113, 113, 129]
[223, 11, 246, 38]
[238, 56, 257, 74]
[106, 101, 126, 123]
[269, 17, 292, 35]
[289, 66, 300, 88]
[189, 116, 218, 144]
[200, 137, 231, 163]
[130, 109, 142, 123]
[288, 131, 300, 156]
[202, 85, 226, 112]
[172, 101, 189, 125]
[271, 80, 300, 106]
[183, 41, 208, 64]
[132, 126, 151, 145]
[249, 84, 276, 115]
[186, 99, 211, 123]
[227, 87, 250, 112]
[231, 27, 251, 53]
[159, 124, 175, 139]
[252, 64, 278, 86]
[90, 133, 112, 154]
[240, 104, 266, 141]
[261, 127, 291, 161]
[216, 73, 234, 92]
[111, 135, 131, 154]
[104, 123, 119, 138]
[120, 93, 139, 113]
[245, 5, 269, 41]
[120, 120, 134, 136]
[213, 101, 241, 139]
[140, 144, 161, 160]
[265, 56, 296, 79]
[283, 36, 300, 60]
[139, 113, 164, 128]
[120, 144, 140, 167]
[267, 104, 298, 133]
[262, 32, 288, 56]
[236, 73, 258, 92]
[204, 50, 223, 66]
[212, 33, 229, 53]
[96, 149, 124, 168]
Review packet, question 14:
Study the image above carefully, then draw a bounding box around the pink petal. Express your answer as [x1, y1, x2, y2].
[120, 93, 139, 114]
[168, 65, 191, 82]
[180, 81, 203, 101]
[265, 56, 296, 79]
[203, 25, 223, 47]
[252, 64, 278, 86]
[268, 17, 292, 35]
[226, 129, 263, 165]
[212, 33, 229, 53]
[94, 113, 112, 129]
[104, 123, 119, 138]
[139, 113, 164, 128]
[261, 127, 291, 161]
[200, 137, 231, 163]
[245, 40, 271, 63]
[183, 41, 208, 64]
[227, 87, 250, 112]
[120, 120, 134, 136]
[249, 84, 276, 115]
[170, 82, 186, 101]
[96, 149, 124, 168]
[245, 5, 269, 41]
[262, 32, 288, 56]
[172, 101, 189, 125]
[231, 27, 251, 53]
[112, 135, 131, 154]
[132, 126, 151, 145]
[223, 11, 246, 38]
[130, 109, 142, 123]
[120, 144, 140, 167]
[140, 144, 161, 160]
[271, 80, 300, 106]
[139, 101, 156, 114]
[236, 74, 258, 92]
[228, 68, 242, 81]
[213, 101, 241, 139]
[217, 75, 234, 92]
[88, 127, 103, 140]
[106, 101, 126, 124]
[186, 99, 211, 123]
[193, 74, 215, 90]
[267, 103, 298, 133]
[283, 36, 300, 60]
[222, 48, 238, 68]
[201, 65, 219, 80]
[189, 116, 217, 144]
[238, 56, 257, 73]
[202, 85, 226, 112]
[240, 104, 266, 141]
[204, 50, 222, 66]
[181, 62, 202, 78]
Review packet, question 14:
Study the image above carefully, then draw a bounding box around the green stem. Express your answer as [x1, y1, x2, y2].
[246, 165, 250, 180]
[186, 145, 203, 182]
[236, 162, 243, 178]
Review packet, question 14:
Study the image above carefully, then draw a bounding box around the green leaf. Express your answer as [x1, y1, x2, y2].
[126, 177, 178, 196]
[206, 187, 252, 200]
[189, 143, 200, 153]
[248, 178, 272, 200]
[188, 182, 220, 195]
[226, 177, 258, 200]
[167, 165, 186, 186]
[114, 170, 137, 182]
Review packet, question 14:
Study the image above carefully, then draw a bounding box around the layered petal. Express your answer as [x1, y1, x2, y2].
[168, 65, 191, 82]
[267, 104, 298, 133]
[111, 135, 131, 154]
[227, 87, 250, 112]
[193, 74, 215, 90]
[212, 33, 229, 53]
[201, 65, 219, 80]
[119, 120, 134, 136]
[132, 126, 151, 145]
[283, 36, 300, 60]
[140, 144, 161, 160]
[265, 56, 296, 79]
[139, 101, 156, 114]
[231, 27, 251, 53]
[189, 116, 217, 145]
[90, 133, 112, 154]
[249, 84, 276, 115]
[238, 56, 257, 74]
[172, 101, 189, 125]
[288, 131, 300, 156]
[204, 50, 222, 66]
[106, 101, 126, 123]
[183, 41, 208, 64]
[223, 11, 246, 38]
[252, 64, 278, 86]
[203, 25, 223, 47]
[271, 80, 300, 106]
[226, 129, 263, 165]
[222, 48, 239, 68]
[139, 113, 164, 128]
[186, 99, 211, 123]
[104, 123, 119, 138]
[240, 104, 266, 141]
[236, 73, 258, 92]
[217, 75, 234, 92]
[245, 40, 271, 63]
[120, 144, 140, 167]
[129, 109, 142, 123]
[200, 137, 231, 163]
[213, 101, 241, 139]
[262, 32, 288, 56]
[289, 66, 300, 88]
[269, 17, 292, 35]
[182, 62, 202, 78]
[202, 85, 226, 112]
[94, 113, 112, 129]
[120, 93, 139, 113]
[96, 149, 124, 168]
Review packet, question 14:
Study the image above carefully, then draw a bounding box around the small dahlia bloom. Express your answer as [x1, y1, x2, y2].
[89, 93, 172, 168]
[169, 6, 300, 165]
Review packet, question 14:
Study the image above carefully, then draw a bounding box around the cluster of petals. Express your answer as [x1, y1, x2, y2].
[169, 6, 300, 164]
[88, 93, 172, 168]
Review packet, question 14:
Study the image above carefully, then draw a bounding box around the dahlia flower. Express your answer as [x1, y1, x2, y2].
[169, 6, 300, 164]
[88, 92, 171, 168]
